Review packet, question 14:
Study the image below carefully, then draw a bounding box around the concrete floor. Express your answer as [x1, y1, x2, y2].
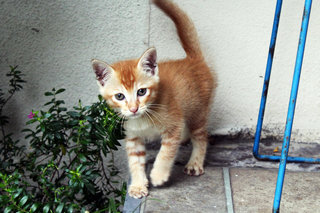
[231, 168, 320, 213]
[123, 137, 320, 213]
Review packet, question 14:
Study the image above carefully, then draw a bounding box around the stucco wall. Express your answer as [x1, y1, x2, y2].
[1, 0, 320, 143]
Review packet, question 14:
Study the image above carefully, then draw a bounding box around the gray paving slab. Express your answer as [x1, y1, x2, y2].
[123, 137, 320, 212]
[144, 166, 227, 213]
[146, 137, 320, 173]
[230, 168, 320, 213]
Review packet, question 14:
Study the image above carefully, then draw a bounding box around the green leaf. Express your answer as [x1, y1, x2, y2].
[85, 183, 95, 195]
[43, 204, 50, 213]
[56, 100, 65, 105]
[21, 128, 32, 133]
[30, 203, 39, 212]
[44, 101, 53, 106]
[68, 120, 78, 126]
[67, 111, 80, 118]
[112, 138, 121, 146]
[78, 154, 87, 162]
[83, 106, 91, 111]
[101, 145, 108, 156]
[95, 125, 106, 136]
[26, 119, 37, 125]
[56, 88, 66, 94]
[4, 206, 12, 213]
[109, 198, 117, 213]
[58, 107, 67, 112]
[85, 116, 93, 122]
[44, 113, 52, 118]
[44, 92, 54, 96]
[107, 139, 118, 150]
[56, 203, 64, 213]
[13, 188, 23, 199]
[67, 205, 74, 213]
[19, 195, 28, 207]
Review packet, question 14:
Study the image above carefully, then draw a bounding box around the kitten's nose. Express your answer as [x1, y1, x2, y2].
[129, 107, 138, 114]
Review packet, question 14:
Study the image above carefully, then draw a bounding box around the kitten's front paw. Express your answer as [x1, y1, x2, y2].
[184, 163, 204, 176]
[150, 168, 169, 186]
[128, 185, 149, 199]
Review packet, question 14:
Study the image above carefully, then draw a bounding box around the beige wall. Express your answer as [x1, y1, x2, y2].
[1, 0, 320, 142]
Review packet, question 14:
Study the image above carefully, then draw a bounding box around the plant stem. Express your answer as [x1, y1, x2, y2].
[55, 155, 77, 184]
[0, 94, 17, 162]
[50, 154, 63, 183]
[99, 152, 116, 191]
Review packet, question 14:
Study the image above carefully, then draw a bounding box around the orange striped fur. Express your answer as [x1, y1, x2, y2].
[92, 0, 217, 198]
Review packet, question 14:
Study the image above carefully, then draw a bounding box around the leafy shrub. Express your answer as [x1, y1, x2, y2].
[0, 66, 126, 212]
[0, 66, 27, 174]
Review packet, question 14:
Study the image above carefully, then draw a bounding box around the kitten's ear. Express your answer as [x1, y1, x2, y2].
[137, 48, 158, 76]
[91, 59, 114, 86]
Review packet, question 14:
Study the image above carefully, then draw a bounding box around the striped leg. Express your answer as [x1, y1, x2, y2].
[184, 126, 208, 176]
[126, 137, 148, 198]
[150, 128, 181, 186]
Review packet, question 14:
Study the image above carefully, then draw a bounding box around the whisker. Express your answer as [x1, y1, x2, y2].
[105, 112, 120, 137]
[148, 108, 177, 127]
[145, 110, 156, 127]
[139, 106, 155, 126]
[113, 114, 125, 137]
[121, 115, 126, 136]
[148, 103, 166, 107]
[146, 108, 165, 127]
[148, 104, 167, 110]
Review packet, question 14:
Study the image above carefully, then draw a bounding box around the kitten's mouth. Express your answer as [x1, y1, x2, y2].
[127, 112, 143, 119]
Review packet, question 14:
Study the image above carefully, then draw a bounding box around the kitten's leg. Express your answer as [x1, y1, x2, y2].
[184, 126, 208, 176]
[150, 127, 181, 186]
[126, 137, 148, 198]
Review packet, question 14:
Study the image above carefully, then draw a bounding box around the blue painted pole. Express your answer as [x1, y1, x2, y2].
[254, 154, 320, 163]
[273, 0, 312, 212]
[253, 0, 283, 158]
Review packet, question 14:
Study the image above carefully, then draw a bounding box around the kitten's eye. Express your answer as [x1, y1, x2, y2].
[115, 93, 125, 101]
[137, 88, 147, 96]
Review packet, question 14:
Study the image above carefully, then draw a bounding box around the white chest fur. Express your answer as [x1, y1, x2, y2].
[124, 117, 161, 142]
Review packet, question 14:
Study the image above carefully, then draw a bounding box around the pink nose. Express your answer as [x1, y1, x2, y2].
[129, 107, 138, 113]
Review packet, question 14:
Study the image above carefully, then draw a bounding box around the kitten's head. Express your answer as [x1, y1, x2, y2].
[92, 48, 159, 119]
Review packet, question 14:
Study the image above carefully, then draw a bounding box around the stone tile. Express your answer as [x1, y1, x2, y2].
[230, 168, 320, 213]
[146, 138, 320, 173]
[144, 166, 227, 213]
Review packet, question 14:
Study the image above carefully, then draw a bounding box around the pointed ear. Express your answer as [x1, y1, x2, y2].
[91, 59, 114, 86]
[137, 48, 158, 76]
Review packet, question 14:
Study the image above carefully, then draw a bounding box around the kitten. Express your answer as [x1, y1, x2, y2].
[92, 0, 216, 199]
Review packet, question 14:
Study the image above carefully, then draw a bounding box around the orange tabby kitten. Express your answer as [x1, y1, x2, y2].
[92, 0, 216, 198]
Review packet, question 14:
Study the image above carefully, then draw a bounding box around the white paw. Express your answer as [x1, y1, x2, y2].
[150, 168, 170, 186]
[184, 163, 204, 176]
[128, 184, 149, 199]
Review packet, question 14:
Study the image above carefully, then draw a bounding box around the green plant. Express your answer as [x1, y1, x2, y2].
[0, 65, 26, 174]
[0, 67, 126, 212]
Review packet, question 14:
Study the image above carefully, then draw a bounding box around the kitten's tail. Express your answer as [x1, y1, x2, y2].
[153, 0, 203, 59]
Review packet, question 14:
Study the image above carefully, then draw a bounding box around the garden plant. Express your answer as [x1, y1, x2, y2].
[0, 66, 126, 213]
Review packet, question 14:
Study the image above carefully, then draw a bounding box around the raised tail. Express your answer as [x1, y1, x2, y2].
[153, 0, 203, 59]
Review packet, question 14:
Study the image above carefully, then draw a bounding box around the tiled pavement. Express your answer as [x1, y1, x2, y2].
[123, 137, 320, 213]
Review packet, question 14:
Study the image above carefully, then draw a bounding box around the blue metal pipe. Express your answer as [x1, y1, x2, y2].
[253, 0, 318, 164]
[256, 154, 320, 163]
[253, 0, 283, 158]
[273, 0, 313, 212]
